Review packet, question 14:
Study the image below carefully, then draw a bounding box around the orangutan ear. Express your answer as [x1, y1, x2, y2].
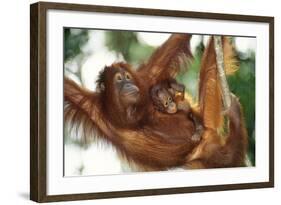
[97, 82, 105, 92]
[168, 88, 175, 96]
[100, 83, 105, 91]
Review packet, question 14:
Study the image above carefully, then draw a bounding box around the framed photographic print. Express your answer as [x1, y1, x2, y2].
[30, 1, 274, 202]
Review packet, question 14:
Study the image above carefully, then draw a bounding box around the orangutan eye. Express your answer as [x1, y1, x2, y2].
[164, 101, 168, 107]
[168, 97, 172, 102]
[125, 72, 131, 80]
[115, 73, 122, 82]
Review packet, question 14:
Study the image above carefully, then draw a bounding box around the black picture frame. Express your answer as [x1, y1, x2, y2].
[30, 1, 274, 202]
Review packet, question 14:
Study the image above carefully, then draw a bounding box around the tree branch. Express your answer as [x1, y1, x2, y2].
[214, 36, 231, 110]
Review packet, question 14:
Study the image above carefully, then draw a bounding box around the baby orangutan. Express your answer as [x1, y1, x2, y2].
[150, 78, 203, 142]
[150, 78, 189, 114]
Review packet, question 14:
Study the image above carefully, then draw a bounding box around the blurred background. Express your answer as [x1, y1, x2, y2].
[64, 28, 256, 176]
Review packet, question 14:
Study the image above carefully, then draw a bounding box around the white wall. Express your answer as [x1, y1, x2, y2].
[0, 0, 279, 204]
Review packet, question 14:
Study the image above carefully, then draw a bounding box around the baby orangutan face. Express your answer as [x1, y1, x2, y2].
[154, 87, 177, 114]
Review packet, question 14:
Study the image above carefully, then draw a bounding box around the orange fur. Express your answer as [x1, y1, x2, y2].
[64, 34, 248, 171]
[138, 34, 192, 86]
[185, 37, 248, 168]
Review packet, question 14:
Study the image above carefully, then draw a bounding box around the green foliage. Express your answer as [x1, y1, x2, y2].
[228, 52, 256, 165]
[105, 31, 154, 65]
[64, 28, 89, 61]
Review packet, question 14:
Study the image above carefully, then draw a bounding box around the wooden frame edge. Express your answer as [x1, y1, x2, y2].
[30, 2, 48, 202]
[269, 16, 274, 188]
[30, 2, 39, 202]
[30, 1, 275, 202]
[40, 181, 273, 203]
[36, 1, 274, 22]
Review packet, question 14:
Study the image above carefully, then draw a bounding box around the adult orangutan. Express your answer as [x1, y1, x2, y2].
[64, 34, 248, 171]
[185, 37, 248, 168]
